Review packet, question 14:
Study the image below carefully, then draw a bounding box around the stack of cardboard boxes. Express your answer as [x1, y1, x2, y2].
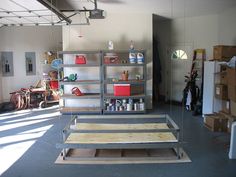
[205, 45, 236, 133]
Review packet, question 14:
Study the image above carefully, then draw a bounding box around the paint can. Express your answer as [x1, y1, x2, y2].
[134, 103, 139, 111]
[127, 103, 132, 111]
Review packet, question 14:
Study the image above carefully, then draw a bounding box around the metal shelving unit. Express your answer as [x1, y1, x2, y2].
[58, 50, 147, 115]
[102, 50, 147, 114]
[58, 51, 103, 115]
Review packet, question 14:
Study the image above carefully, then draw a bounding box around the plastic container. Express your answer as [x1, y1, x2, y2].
[113, 84, 130, 96]
[129, 53, 136, 64]
[137, 53, 144, 64]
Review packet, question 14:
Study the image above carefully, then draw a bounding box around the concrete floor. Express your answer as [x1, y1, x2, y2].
[0, 104, 236, 177]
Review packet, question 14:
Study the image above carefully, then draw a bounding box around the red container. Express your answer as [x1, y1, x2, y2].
[114, 84, 130, 96]
[75, 55, 86, 64]
[49, 80, 59, 89]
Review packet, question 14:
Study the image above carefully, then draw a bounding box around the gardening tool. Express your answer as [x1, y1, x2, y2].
[71, 87, 83, 96]
[62, 73, 77, 82]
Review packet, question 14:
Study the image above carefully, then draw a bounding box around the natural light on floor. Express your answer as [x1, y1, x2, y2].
[0, 107, 60, 175]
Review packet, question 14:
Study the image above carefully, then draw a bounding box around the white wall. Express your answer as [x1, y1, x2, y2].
[218, 6, 236, 45]
[63, 13, 153, 108]
[155, 14, 220, 101]
[0, 26, 62, 102]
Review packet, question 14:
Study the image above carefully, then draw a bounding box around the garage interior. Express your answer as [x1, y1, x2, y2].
[0, 0, 236, 177]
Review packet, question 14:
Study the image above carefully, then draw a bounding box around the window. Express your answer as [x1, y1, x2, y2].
[171, 50, 188, 60]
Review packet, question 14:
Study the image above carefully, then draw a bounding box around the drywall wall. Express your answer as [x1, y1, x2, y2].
[155, 14, 219, 102]
[62, 13, 153, 108]
[0, 26, 62, 102]
[218, 6, 236, 45]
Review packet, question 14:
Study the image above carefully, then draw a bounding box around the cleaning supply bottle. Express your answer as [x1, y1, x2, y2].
[129, 40, 136, 64]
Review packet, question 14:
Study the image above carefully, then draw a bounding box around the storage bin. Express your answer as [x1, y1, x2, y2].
[114, 84, 130, 96]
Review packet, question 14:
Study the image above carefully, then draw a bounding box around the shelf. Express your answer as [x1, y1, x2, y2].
[60, 107, 101, 115]
[104, 63, 145, 67]
[104, 93, 145, 99]
[105, 79, 145, 84]
[60, 80, 101, 85]
[103, 110, 146, 114]
[58, 51, 101, 55]
[60, 64, 100, 67]
[58, 49, 146, 115]
[61, 93, 101, 99]
[103, 50, 146, 53]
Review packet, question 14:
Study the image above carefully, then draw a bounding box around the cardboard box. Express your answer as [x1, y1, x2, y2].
[230, 100, 236, 117]
[221, 100, 230, 114]
[228, 117, 236, 133]
[218, 72, 228, 85]
[213, 45, 236, 61]
[228, 85, 236, 102]
[226, 67, 236, 86]
[218, 111, 236, 133]
[44, 52, 56, 64]
[130, 85, 144, 95]
[215, 84, 228, 100]
[204, 114, 228, 132]
[114, 84, 130, 96]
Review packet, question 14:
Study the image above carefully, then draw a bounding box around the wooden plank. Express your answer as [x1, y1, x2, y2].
[65, 132, 177, 144]
[76, 123, 169, 130]
[67, 149, 96, 157]
[96, 149, 122, 157]
[55, 148, 191, 164]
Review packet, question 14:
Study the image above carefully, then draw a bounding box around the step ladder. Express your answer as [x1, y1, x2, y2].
[184, 49, 206, 112]
[191, 49, 206, 98]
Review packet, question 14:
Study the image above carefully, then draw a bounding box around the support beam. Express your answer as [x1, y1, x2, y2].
[37, 0, 72, 24]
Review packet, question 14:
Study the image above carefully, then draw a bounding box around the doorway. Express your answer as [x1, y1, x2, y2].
[166, 45, 193, 102]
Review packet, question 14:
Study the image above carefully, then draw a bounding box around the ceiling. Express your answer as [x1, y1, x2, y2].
[1, 0, 236, 27]
[64, 0, 236, 18]
[0, 0, 62, 27]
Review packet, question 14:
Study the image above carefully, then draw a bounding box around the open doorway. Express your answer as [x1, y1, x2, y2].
[152, 14, 171, 104]
[152, 14, 193, 104]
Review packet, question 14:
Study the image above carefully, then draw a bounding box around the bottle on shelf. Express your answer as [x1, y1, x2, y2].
[129, 40, 136, 64]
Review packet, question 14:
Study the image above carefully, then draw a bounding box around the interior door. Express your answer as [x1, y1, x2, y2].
[166, 45, 193, 102]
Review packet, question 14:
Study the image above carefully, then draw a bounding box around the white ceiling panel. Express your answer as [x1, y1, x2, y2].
[0, 0, 236, 27]
[8, 0, 48, 10]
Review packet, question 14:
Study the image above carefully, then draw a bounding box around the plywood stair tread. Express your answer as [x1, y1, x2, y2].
[65, 132, 177, 144]
[76, 123, 169, 130]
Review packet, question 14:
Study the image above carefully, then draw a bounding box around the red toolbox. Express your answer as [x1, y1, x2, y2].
[114, 84, 130, 96]
[75, 55, 86, 64]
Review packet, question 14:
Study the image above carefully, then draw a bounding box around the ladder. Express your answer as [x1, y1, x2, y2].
[184, 49, 205, 113]
[191, 49, 206, 98]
